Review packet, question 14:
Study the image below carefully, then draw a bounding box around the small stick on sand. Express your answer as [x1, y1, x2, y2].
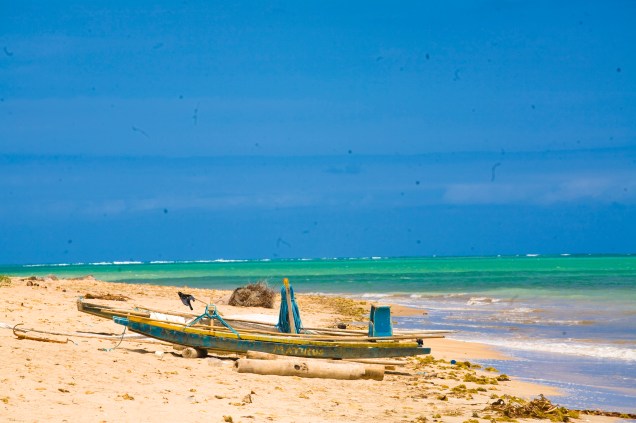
[13, 323, 69, 344]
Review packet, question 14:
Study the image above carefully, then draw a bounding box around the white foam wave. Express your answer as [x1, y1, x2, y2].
[466, 297, 501, 306]
[149, 261, 174, 264]
[209, 259, 248, 263]
[173, 259, 247, 263]
[509, 307, 534, 313]
[476, 338, 636, 362]
[85, 261, 142, 265]
[420, 305, 484, 312]
[360, 293, 393, 299]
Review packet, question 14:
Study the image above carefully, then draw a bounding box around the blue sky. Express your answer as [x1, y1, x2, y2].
[1, 1, 635, 264]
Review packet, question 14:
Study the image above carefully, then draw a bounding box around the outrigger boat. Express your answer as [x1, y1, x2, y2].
[77, 297, 450, 339]
[111, 304, 439, 359]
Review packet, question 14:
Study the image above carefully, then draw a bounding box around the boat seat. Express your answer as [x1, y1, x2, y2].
[368, 305, 393, 337]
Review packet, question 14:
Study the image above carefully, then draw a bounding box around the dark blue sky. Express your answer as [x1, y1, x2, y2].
[1, 1, 635, 264]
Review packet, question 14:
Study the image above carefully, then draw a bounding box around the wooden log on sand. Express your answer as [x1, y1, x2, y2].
[235, 358, 384, 381]
[13, 323, 69, 344]
[181, 347, 209, 358]
[246, 351, 280, 360]
[245, 350, 404, 368]
[14, 332, 69, 344]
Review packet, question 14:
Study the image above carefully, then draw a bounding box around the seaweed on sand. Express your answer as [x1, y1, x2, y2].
[487, 394, 579, 422]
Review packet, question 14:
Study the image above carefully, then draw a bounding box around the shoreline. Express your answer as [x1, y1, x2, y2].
[0, 275, 627, 422]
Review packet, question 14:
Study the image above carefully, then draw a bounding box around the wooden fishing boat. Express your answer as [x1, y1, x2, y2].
[77, 297, 451, 339]
[113, 313, 436, 359]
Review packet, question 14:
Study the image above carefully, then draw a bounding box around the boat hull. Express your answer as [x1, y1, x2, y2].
[114, 316, 431, 359]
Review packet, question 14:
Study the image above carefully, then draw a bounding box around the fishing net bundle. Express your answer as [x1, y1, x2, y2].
[228, 281, 276, 308]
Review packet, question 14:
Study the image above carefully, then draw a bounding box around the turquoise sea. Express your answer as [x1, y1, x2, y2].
[2, 255, 635, 413]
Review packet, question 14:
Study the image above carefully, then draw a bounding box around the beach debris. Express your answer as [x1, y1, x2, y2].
[177, 291, 197, 310]
[450, 384, 487, 400]
[223, 416, 234, 423]
[14, 331, 69, 344]
[463, 373, 499, 385]
[246, 350, 402, 370]
[13, 323, 69, 344]
[235, 358, 384, 381]
[84, 293, 130, 301]
[69, 275, 95, 280]
[487, 394, 579, 422]
[181, 347, 208, 359]
[228, 281, 275, 308]
[0, 275, 11, 287]
[119, 393, 135, 400]
[21, 274, 58, 283]
[322, 297, 368, 324]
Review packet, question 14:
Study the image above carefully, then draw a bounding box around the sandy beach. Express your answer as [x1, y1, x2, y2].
[0, 276, 622, 423]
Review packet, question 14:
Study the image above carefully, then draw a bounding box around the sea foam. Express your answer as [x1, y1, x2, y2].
[469, 337, 636, 362]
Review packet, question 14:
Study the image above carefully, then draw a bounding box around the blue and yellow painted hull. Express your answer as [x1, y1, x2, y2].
[114, 315, 431, 359]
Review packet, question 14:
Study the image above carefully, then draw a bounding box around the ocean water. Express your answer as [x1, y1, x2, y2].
[2, 255, 635, 413]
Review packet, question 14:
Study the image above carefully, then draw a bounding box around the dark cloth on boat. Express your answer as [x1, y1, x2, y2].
[178, 291, 196, 310]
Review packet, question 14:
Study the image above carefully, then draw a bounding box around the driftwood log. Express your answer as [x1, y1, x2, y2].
[181, 347, 209, 358]
[245, 350, 402, 368]
[13, 324, 69, 344]
[235, 357, 384, 381]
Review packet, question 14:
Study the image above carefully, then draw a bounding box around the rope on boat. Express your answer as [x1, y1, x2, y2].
[276, 284, 303, 334]
[187, 304, 241, 338]
[99, 326, 127, 352]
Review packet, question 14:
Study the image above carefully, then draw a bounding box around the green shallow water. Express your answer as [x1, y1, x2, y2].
[2, 255, 635, 302]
